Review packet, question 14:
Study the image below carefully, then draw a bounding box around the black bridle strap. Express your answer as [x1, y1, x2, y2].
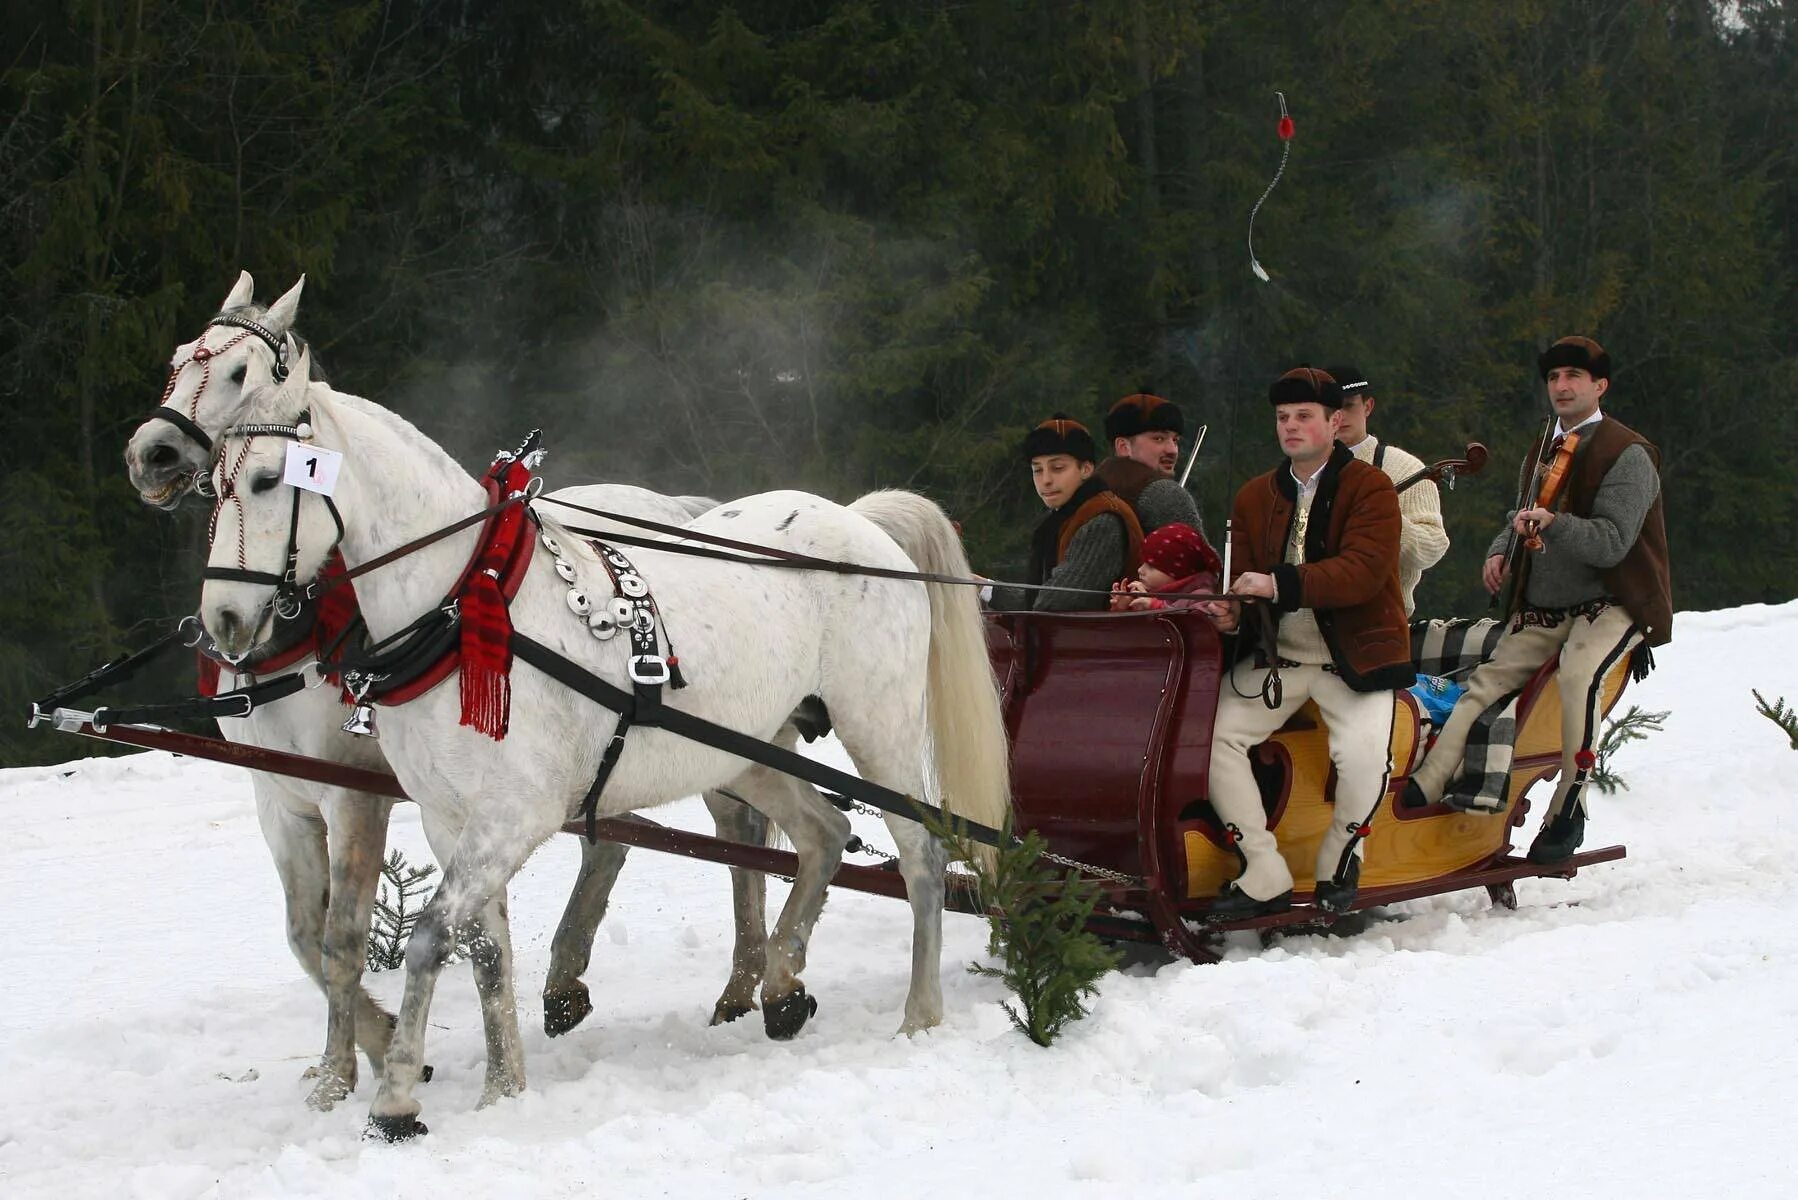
[510, 633, 1009, 851]
[203, 567, 288, 586]
[146, 406, 216, 457]
[31, 626, 190, 714]
[91, 671, 309, 731]
[207, 314, 289, 380]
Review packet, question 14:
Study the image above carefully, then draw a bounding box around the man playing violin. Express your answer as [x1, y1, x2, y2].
[1400, 336, 1673, 863]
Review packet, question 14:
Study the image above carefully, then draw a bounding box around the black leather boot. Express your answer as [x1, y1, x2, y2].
[1206, 881, 1294, 921]
[1397, 779, 1430, 811]
[1313, 857, 1361, 914]
[1527, 804, 1587, 864]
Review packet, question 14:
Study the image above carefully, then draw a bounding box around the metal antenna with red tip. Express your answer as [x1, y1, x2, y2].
[1248, 92, 1294, 283]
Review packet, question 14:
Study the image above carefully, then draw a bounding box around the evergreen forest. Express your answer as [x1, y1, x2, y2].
[4, 1, 1793, 764]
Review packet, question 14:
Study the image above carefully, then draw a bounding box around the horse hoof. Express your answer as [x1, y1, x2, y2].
[543, 984, 593, 1038]
[306, 1074, 354, 1112]
[365, 1113, 429, 1142]
[762, 989, 817, 1041]
[710, 1000, 754, 1026]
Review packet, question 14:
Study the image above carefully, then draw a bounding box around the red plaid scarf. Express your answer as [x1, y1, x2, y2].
[457, 457, 535, 739]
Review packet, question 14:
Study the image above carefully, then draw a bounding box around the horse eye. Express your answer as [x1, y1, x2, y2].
[230, 363, 247, 384]
[249, 471, 280, 495]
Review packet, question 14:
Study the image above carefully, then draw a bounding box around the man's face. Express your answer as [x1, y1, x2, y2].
[1335, 393, 1373, 446]
[1031, 454, 1093, 509]
[1115, 429, 1181, 476]
[1274, 402, 1342, 465]
[1545, 366, 1608, 426]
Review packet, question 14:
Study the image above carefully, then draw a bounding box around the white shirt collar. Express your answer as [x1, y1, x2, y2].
[1289, 459, 1327, 495]
[1556, 408, 1604, 439]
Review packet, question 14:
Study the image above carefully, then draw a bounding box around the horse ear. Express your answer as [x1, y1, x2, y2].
[222, 270, 254, 312]
[284, 337, 312, 393]
[265, 275, 306, 335]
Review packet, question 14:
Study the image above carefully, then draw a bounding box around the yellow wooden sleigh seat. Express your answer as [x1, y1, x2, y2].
[1180, 653, 1633, 900]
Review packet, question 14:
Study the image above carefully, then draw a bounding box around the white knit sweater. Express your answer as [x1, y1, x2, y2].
[1351, 436, 1449, 615]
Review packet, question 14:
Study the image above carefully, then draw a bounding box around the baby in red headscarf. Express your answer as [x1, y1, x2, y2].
[1109, 522, 1222, 612]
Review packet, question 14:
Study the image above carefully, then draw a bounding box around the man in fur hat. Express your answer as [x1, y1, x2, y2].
[1324, 365, 1449, 614]
[1195, 367, 1412, 918]
[1096, 393, 1205, 535]
[989, 415, 1145, 611]
[1400, 337, 1671, 863]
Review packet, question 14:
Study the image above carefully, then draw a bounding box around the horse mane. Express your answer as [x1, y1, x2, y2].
[215, 301, 329, 384]
[239, 369, 470, 486]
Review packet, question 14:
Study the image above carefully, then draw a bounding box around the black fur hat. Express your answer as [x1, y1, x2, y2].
[1103, 393, 1185, 442]
[1538, 335, 1611, 381]
[1022, 414, 1098, 463]
[1268, 366, 1343, 409]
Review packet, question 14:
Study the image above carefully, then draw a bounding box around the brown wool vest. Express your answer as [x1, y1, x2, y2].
[1057, 490, 1146, 579]
[1515, 416, 1673, 647]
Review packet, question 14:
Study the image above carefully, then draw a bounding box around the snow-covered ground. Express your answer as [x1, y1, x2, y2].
[3, 602, 1796, 1199]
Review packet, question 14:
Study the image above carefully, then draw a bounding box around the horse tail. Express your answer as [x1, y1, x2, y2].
[850, 490, 1012, 869]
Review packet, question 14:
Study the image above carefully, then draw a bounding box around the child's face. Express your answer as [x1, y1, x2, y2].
[1137, 562, 1175, 590]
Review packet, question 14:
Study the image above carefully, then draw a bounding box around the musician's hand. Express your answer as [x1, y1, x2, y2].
[1482, 554, 1506, 594]
[1231, 571, 1277, 600]
[1514, 507, 1556, 535]
[1198, 598, 1240, 633]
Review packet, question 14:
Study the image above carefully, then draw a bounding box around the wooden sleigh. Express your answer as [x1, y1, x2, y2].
[986, 608, 1630, 960]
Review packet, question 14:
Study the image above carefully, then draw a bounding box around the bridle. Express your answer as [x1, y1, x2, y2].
[202, 410, 345, 655]
[145, 313, 291, 498]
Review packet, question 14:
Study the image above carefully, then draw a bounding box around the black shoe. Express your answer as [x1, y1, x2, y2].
[1207, 882, 1294, 922]
[1314, 858, 1361, 914]
[1527, 806, 1587, 865]
[1397, 779, 1430, 811]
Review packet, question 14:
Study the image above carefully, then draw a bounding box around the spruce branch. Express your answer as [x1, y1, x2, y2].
[365, 849, 439, 972]
[1590, 704, 1669, 794]
[924, 811, 1120, 1047]
[1752, 690, 1798, 750]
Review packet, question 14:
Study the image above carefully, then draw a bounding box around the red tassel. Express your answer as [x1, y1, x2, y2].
[1575, 748, 1597, 771]
[459, 566, 512, 739]
[1277, 115, 1295, 141]
[196, 651, 222, 698]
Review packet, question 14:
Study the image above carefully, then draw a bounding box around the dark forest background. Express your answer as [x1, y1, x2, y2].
[4, 1, 1794, 765]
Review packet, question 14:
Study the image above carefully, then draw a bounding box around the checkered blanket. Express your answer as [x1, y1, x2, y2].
[1409, 617, 1516, 813]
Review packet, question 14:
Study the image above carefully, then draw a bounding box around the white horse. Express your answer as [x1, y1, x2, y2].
[121, 274, 774, 1112]
[200, 342, 1011, 1138]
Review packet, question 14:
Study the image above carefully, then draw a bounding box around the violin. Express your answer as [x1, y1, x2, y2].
[1522, 430, 1580, 551]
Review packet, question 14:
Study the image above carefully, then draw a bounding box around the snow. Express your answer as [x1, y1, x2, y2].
[3, 602, 1796, 1198]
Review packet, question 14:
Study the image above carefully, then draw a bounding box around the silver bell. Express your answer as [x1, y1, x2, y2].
[341, 702, 379, 738]
[608, 597, 635, 625]
[554, 558, 578, 583]
[566, 588, 592, 617]
[587, 611, 618, 640]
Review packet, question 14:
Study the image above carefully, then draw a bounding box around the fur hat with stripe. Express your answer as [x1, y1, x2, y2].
[1104, 392, 1185, 442]
[1021, 414, 1098, 463]
[1268, 366, 1344, 409]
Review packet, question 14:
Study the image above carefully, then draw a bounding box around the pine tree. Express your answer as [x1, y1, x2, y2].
[1590, 705, 1670, 794]
[1751, 690, 1798, 751]
[365, 850, 440, 972]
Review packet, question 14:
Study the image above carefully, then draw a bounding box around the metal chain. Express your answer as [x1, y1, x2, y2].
[827, 791, 1140, 886]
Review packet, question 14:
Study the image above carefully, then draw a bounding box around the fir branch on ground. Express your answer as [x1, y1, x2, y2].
[925, 811, 1119, 1046]
[1590, 705, 1669, 794]
[365, 849, 439, 972]
[1752, 690, 1798, 750]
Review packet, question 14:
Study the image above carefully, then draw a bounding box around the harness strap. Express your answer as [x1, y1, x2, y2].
[147, 406, 215, 456]
[92, 672, 309, 731]
[509, 633, 1008, 851]
[31, 626, 188, 715]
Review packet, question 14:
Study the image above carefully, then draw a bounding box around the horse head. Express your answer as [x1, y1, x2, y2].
[198, 339, 343, 661]
[126, 271, 307, 509]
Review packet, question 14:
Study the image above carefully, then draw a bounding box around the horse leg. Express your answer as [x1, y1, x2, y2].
[886, 816, 948, 1035]
[733, 752, 849, 1041]
[829, 695, 945, 1034]
[310, 788, 395, 1110]
[462, 891, 527, 1108]
[251, 783, 338, 1082]
[367, 812, 540, 1141]
[541, 837, 629, 1037]
[701, 788, 769, 1026]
